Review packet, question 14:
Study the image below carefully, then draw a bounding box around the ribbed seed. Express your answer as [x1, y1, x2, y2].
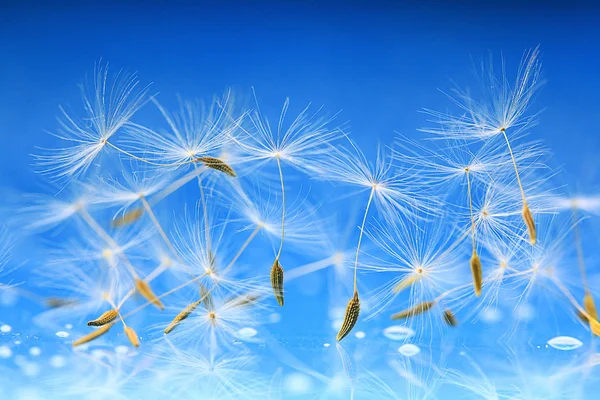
[391, 301, 435, 321]
[225, 293, 260, 309]
[87, 309, 119, 327]
[522, 204, 536, 245]
[336, 291, 360, 342]
[443, 309, 458, 326]
[111, 208, 144, 228]
[135, 279, 165, 310]
[470, 251, 482, 297]
[164, 300, 202, 334]
[392, 274, 422, 294]
[72, 323, 114, 347]
[271, 259, 284, 306]
[124, 326, 140, 347]
[195, 156, 236, 177]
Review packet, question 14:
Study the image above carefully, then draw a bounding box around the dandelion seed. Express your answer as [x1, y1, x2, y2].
[391, 301, 435, 321]
[111, 208, 144, 228]
[225, 293, 260, 309]
[584, 293, 598, 321]
[164, 300, 202, 334]
[443, 309, 458, 326]
[194, 156, 236, 177]
[270, 259, 284, 306]
[124, 326, 140, 347]
[72, 323, 114, 347]
[470, 251, 483, 297]
[336, 291, 360, 342]
[135, 279, 164, 310]
[87, 309, 119, 327]
[522, 203, 537, 245]
[44, 297, 78, 308]
[392, 274, 422, 294]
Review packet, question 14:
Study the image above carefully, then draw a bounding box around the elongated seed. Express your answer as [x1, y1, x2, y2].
[195, 156, 236, 177]
[225, 293, 260, 309]
[164, 300, 202, 334]
[337, 291, 360, 342]
[470, 251, 482, 297]
[443, 309, 458, 326]
[124, 326, 140, 347]
[392, 274, 422, 294]
[271, 259, 284, 306]
[72, 323, 114, 347]
[584, 292, 598, 320]
[391, 301, 435, 320]
[135, 279, 165, 310]
[45, 297, 78, 308]
[522, 204, 536, 245]
[111, 208, 144, 228]
[87, 309, 119, 327]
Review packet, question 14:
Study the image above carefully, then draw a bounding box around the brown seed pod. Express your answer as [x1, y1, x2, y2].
[443, 309, 458, 326]
[135, 279, 165, 310]
[87, 309, 119, 327]
[522, 204, 536, 245]
[270, 259, 285, 306]
[336, 291, 360, 342]
[164, 300, 202, 334]
[195, 156, 236, 177]
[124, 326, 140, 347]
[111, 208, 144, 228]
[390, 301, 435, 321]
[470, 251, 482, 297]
[72, 323, 115, 347]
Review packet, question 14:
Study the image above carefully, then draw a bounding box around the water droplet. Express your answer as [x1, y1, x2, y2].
[29, 347, 41, 356]
[0, 324, 12, 333]
[323, 343, 330, 348]
[547, 336, 583, 351]
[65, 324, 73, 330]
[383, 325, 415, 341]
[514, 303, 534, 321]
[331, 319, 343, 330]
[55, 331, 69, 338]
[115, 346, 128, 355]
[0, 345, 12, 358]
[398, 344, 420, 357]
[284, 373, 313, 395]
[237, 327, 257, 338]
[49, 355, 66, 368]
[21, 362, 40, 377]
[14, 340, 21, 345]
[269, 313, 281, 324]
[355, 331, 366, 339]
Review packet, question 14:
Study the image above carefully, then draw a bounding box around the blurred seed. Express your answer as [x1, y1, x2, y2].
[584, 292, 598, 320]
[271, 259, 284, 306]
[226, 293, 260, 309]
[135, 279, 164, 310]
[392, 274, 422, 294]
[87, 309, 119, 327]
[72, 323, 114, 347]
[45, 297, 78, 308]
[164, 300, 202, 334]
[470, 251, 483, 297]
[576, 309, 589, 323]
[124, 326, 140, 347]
[336, 291, 360, 342]
[590, 318, 600, 336]
[443, 309, 458, 326]
[195, 156, 236, 177]
[522, 204, 536, 245]
[391, 301, 435, 321]
[111, 208, 144, 228]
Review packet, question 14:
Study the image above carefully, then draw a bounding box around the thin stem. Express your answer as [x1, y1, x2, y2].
[354, 187, 376, 293]
[286, 256, 335, 281]
[571, 207, 589, 292]
[500, 129, 527, 205]
[193, 164, 212, 262]
[150, 166, 208, 206]
[105, 140, 191, 168]
[275, 157, 285, 260]
[77, 206, 139, 279]
[140, 196, 186, 270]
[466, 169, 476, 254]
